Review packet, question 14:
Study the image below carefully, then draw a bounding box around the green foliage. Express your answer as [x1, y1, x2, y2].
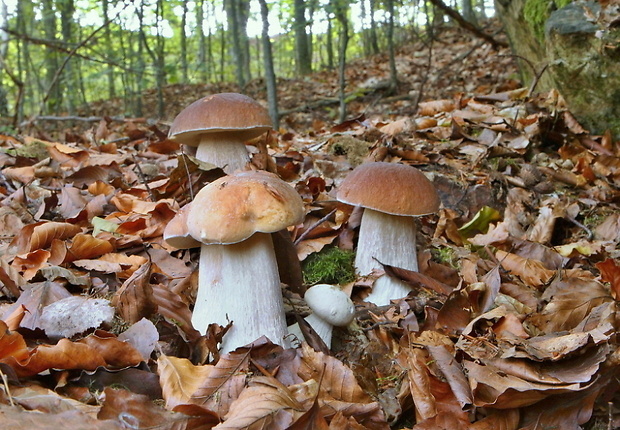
[431, 246, 459, 269]
[524, 0, 573, 40]
[302, 246, 356, 286]
[2, 139, 48, 160]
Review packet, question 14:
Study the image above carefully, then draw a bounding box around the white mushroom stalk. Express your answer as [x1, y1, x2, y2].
[194, 132, 251, 174]
[355, 209, 419, 306]
[195, 233, 288, 353]
[288, 284, 355, 349]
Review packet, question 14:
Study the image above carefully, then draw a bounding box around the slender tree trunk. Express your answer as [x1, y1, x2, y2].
[41, 0, 61, 113]
[58, 0, 76, 113]
[294, 0, 312, 75]
[224, 0, 246, 88]
[369, 0, 380, 55]
[135, 3, 146, 116]
[154, 0, 166, 117]
[333, 1, 349, 122]
[326, 15, 334, 69]
[0, 0, 9, 116]
[180, 0, 189, 82]
[238, 0, 251, 83]
[386, 0, 398, 90]
[102, 0, 116, 99]
[196, 0, 208, 82]
[462, 0, 478, 25]
[258, 0, 279, 129]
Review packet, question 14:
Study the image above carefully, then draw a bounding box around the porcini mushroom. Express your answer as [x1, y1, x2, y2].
[185, 170, 304, 353]
[337, 162, 440, 306]
[168, 93, 272, 173]
[288, 284, 355, 349]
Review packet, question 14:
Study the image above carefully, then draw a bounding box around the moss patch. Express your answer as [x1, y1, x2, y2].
[524, 0, 573, 40]
[302, 246, 356, 285]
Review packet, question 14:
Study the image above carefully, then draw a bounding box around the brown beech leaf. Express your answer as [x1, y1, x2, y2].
[382, 263, 454, 296]
[112, 260, 157, 324]
[3, 338, 107, 377]
[469, 409, 520, 430]
[188, 347, 252, 416]
[158, 354, 217, 410]
[3, 281, 72, 331]
[11, 221, 82, 254]
[98, 387, 184, 429]
[151, 283, 198, 339]
[11, 249, 51, 281]
[402, 347, 436, 420]
[78, 331, 144, 368]
[215, 377, 306, 430]
[66, 233, 114, 261]
[595, 258, 620, 300]
[418, 99, 456, 116]
[297, 344, 388, 429]
[0, 403, 122, 430]
[495, 249, 555, 288]
[527, 277, 611, 333]
[0, 256, 27, 297]
[518, 384, 602, 430]
[0, 320, 29, 362]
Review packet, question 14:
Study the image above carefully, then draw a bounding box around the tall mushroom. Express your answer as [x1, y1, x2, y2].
[336, 162, 440, 306]
[185, 170, 304, 353]
[168, 93, 272, 174]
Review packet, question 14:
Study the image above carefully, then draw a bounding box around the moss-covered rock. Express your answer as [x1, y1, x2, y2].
[302, 246, 356, 286]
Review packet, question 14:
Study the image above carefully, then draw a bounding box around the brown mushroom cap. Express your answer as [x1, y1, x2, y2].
[337, 162, 440, 216]
[168, 93, 273, 147]
[187, 171, 305, 245]
[163, 203, 201, 249]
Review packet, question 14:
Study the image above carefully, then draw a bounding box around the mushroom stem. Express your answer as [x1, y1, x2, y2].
[304, 313, 334, 348]
[195, 132, 251, 174]
[193, 232, 290, 353]
[355, 208, 418, 305]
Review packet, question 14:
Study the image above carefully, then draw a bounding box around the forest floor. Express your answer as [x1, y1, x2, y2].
[1, 20, 619, 430]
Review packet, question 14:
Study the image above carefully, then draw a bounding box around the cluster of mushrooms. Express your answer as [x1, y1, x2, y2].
[163, 93, 440, 354]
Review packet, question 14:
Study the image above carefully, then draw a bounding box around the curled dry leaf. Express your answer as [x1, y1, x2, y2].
[112, 260, 157, 324]
[495, 249, 555, 289]
[10, 221, 82, 254]
[40, 295, 115, 339]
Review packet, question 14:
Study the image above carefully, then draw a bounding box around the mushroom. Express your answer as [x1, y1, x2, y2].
[184, 170, 304, 353]
[168, 93, 272, 173]
[163, 203, 201, 249]
[336, 162, 440, 306]
[288, 284, 355, 349]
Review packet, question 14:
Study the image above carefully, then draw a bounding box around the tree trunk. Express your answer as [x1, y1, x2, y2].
[386, 0, 398, 90]
[461, 0, 478, 26]
[369, 0, 380, 55]
[180, 0, 188, 83]
[0, 0, 9, 116]
[225, 0, 246, 88]
[196, 0, 208, 82]
[333, 0, 349, 122]
[41, 0, 61, 113]
[58, 0, 76, 114]
[258, 0, 279, 129]
[102, 0, 116, 99]
[495, 0, 620, 138]
[294, 0, 312, 75]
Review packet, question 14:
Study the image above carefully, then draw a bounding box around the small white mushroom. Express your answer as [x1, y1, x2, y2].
[288, 284, 355, 349]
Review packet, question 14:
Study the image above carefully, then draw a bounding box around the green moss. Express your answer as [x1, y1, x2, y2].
[3, 139, 49, 160]
[302, 246, 356, 285]
[524, 0, 573, 41]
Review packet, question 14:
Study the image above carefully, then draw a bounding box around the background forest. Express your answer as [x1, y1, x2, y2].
[0, 0, 491, 126]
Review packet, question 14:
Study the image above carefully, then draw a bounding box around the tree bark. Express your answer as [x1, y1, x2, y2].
[258, 0, 279, 129]
[294, 0, 312, 75]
